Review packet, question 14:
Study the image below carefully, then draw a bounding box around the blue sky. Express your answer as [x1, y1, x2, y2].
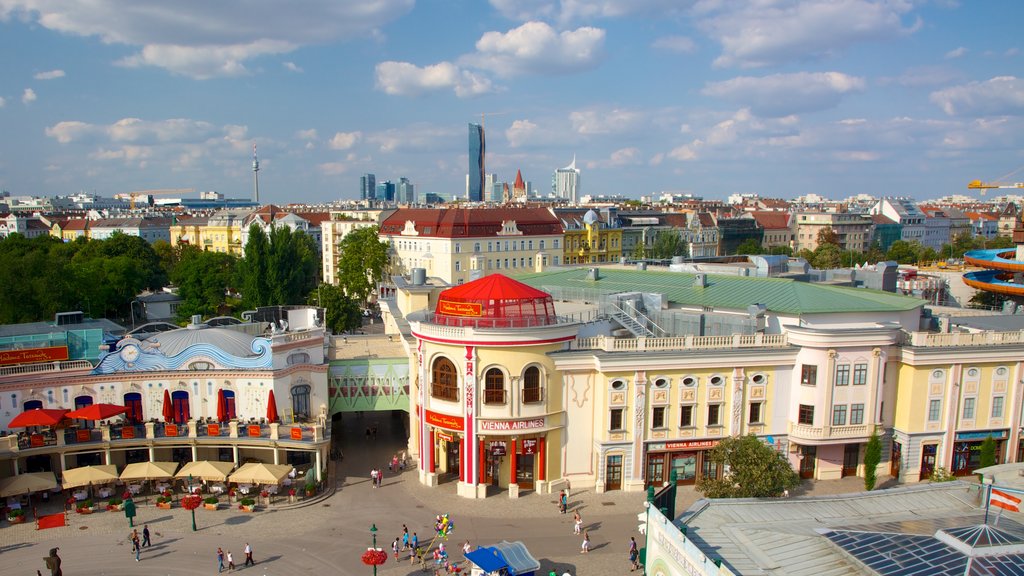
[1, 0, 1023, 204]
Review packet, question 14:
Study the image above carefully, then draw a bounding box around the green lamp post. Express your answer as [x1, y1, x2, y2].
[370, 524, 379, 576]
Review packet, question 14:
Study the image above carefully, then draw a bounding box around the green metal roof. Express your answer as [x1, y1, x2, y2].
[513, 268, 924, 315]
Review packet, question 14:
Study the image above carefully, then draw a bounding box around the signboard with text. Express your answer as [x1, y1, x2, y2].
[0, 345, 69, 366]
[479, 418, 545, 432]
[290, 427, 303, 440]
[437, 301, 483, 317]
[520, 439, 538, 455]
[164, 424, 178, 437]
[424, 409, 465, 432]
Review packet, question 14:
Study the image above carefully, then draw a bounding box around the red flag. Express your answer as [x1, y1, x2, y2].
[162, 389, 174, 423]
[267, 390, 279, 423]
[992, 488, 1021, 513]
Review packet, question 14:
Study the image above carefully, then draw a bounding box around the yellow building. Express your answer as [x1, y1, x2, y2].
[562, 209, 623, 265]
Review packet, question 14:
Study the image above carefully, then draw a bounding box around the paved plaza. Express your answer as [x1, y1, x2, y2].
[0, 413, 894, 575]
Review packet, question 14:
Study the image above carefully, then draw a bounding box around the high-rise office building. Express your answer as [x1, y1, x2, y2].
[360, 173, 376, 201]
[376, 180, 396, 202]
[553, 156, 581, 203]
[398, 177, 415, 204]
[468, 123, 485, 202]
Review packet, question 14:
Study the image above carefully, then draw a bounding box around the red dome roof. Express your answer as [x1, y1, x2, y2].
[434, 274, 557, 328]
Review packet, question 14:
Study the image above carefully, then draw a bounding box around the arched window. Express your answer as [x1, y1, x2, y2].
[431, 357, 458, 402]
[484, 369, 505, 404]
[23, 399, 42, 411]
[291, 385, 311, 420]
[522, 366, 543, 404]
[74, 395, 95, 428]
[123, 392, 143, 424]
[223, 390, 237, 420]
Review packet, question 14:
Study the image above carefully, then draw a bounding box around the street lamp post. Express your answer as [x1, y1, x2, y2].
[188, 474, 196, 532]
[370, 524, 378, 576]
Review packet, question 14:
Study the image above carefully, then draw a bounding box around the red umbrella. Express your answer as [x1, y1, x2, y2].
[8, 408, 68, 428]
[161, 389, 174, 423]
[266, 390, 279, 423]
[65, 403, 129, 421]
[216, 389, 228, 423]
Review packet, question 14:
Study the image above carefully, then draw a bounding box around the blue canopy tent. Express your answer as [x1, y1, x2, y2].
[465, 541, 540, 576]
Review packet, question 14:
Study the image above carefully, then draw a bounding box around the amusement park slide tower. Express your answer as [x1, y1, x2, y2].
[963, 213, 1024, 301]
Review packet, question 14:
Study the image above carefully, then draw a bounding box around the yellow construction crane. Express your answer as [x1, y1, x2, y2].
[968, 166, 1024, 195]
[118, 188, 195, 209]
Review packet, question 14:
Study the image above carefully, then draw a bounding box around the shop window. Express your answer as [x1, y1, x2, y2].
[680, 405, 694, 427]
[431, 357, 459, 402]
[832, 405, 847, 426]
[850, 403, 864, 425]
[291, 385, 310, 420]
[610, 408, 624, 431]
[748, 402, 763, 424]
[992, 396, 1004, 418]
[801, 365, 817, 386]
[651, 407, 666, 429]
[522, 367, 543, 403]
[962, 398, 975, 420]
[835, 364, 850, 386]
[484, 369, 505, 404]
[853, 363, 868, 385]
[927, 399, 941, 422]
[798, 404, 814, 425]
[707, 405, 721, 426]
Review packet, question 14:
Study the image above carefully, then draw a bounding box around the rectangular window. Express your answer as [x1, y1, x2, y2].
[528, 240, 533, 250]
[610, 408, 624, 431]
[962, 397, 975, 420]
[680, 405, 694, 427]
[835, 364, 850, 386]
[850, 403, 865, 425]
[554, 239, 559, 249]
[652, 407, 666, 429]
[455, 260, 461, 272]
[992, 396, 1005, 418]
[488, 241, 493, 252]
[928, 399, 941, 422]
[801, 365, 818, 386]
[707, 405, 721, 426]
[455, 243, 461, 253]
[539, 240, 546, 250]
[832, 405, 847, 426]
[798, 404, 814, 425]
[748, 402, 763, 424]
[853, 363, 868, 385]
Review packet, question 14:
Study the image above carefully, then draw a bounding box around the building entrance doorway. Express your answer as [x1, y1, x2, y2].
[920, 444, 937, 479]
[516, 454, 534, 489]
[890, 441, 902, 479]
[605, 455, 622, 491]
[799, 445, 816, 479]
[842, 444, 859, 477]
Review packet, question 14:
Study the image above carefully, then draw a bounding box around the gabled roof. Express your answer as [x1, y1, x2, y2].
[748, 211, 791, 230]
[379, 207, 562, 238]
[870, 214, 898, 225]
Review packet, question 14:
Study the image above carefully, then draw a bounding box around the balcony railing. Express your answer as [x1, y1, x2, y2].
[431, 382, 459, 402]
[484, 389, 506, 404]
[571, 333, 789, 352]
[0, 359, 94, 379]
[789, 421, 880, 441]
[522, 386, 543, 404]
[903, 330, 1024, 348]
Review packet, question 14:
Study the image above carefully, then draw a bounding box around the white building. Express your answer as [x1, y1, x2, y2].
[553, 157, 581, 204]
[871, 198, 926, 245]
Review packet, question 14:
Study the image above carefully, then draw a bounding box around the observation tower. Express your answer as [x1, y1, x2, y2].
[963, 213, 1024, 301]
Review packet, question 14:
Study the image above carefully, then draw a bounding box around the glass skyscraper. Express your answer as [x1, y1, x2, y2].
[468, 123, 485, 202]
[360, 173, 376, 201]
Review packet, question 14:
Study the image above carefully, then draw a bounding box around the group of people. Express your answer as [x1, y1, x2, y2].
[126, 525, 151, 562]
[215, 543, 255, 572]
[370, 467, 384, 488]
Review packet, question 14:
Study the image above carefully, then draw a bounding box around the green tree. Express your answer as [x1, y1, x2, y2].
[929, 466, 956, 482]
[308, 283, 361, 333]
[240, 224, 271, 308]
[632, 240, 647, 260]
[696, 435, 800, 498]
[336, 226, 390, 304]
[651, 231, 687, 259]
[172, 246, 238, 319]
[886, 240, 921, 264]
[735, 238, 764, 255]
[979, 435, 997, 471]
[863, 430, 882, 490]
[240, 224, 319, 308]
[811, 243, 843, 269]
[817, 227, 839, 247]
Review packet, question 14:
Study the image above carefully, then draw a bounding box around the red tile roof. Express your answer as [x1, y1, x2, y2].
[748, 211, 791, 230]
[380, 207, 562, 238]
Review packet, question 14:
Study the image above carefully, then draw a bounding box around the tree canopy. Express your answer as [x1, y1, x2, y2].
[335, 225, 390, 304]
[735, 238, 764, 255]
[239, 224, 320, 308]
[308, 283, 361, 333]
[696, 434, 800, 498]
[651, 231, 687, 259]
[171, 245, 238, 319]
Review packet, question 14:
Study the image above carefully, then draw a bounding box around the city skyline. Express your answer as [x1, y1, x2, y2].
[1, 1, 1023, 203]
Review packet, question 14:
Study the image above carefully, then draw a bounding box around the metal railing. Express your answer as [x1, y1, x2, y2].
[570, 333, 789, 352]
[483, 389, 506, 404]
[903, 329, 1024, 347]
[431, 382, 459, 402]
[0, 359, 93, 378]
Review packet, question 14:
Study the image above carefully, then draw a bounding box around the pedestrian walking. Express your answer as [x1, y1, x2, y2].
[629, 537, 640, 571]
[142, 524, 151, 547]
[217, 547, 225, 573]
[559, 489, 567, 514]
[244, 543, 254, 566]
[580, 531, 590, 554]
[393, 537, 400, 559]
[573, 511, 582, 534]
[227, 550, 235, 571]
[377, 467, 384, 487]
[370, 468, 378, 488]
[402, 529, 410, 551]
[392, 454, 399, 473]
[463, 540, 472, 556]
[132, 532, 141, 562]
[411, 532, 419, 551]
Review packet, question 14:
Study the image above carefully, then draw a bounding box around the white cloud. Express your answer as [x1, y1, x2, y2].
[505, 119, 540, 148]
[700, 0, 918, 69]
[834, 150, 880, 161]
[296, 129, 318, 140]
[651, 35, 696, 54]
[365, 124, 459, 153]
[0, 0, 414, 79]
[283, 61, 303, 73]
[462, 21, 605, 77]
[0, 97, 5, 108]
[374, 61, 493, 97]
[328, 131, 361, 150]
[702, 71, 865, 117]
[945, 46, 967, 59]
[488, 0, 557, 21]
[317, 162, 349, 176]
[22, 88, 37, 104]
[930, 76, 1024, 117]
[489, 0, 683, 23]
[886, 65, 964, 88]
[33, 69, 65, 80]
[569, 108, 642, 134]
[586, 147, 641, 169]
[45, 118, 221, 145]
